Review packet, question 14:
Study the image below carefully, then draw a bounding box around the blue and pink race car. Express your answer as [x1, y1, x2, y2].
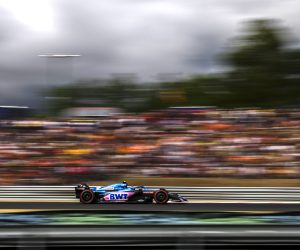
[75, 181, 187, 204]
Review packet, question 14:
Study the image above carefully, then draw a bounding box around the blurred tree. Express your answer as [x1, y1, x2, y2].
[46, 78, 160, 115]
[46, 19, 300, 114]
[223, 19, 300, 107]
[158, 75, 228, 107]
[281, 49, 300, 105]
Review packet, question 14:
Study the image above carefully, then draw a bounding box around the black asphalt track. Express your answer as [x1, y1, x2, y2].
[1, 202, 300, 212]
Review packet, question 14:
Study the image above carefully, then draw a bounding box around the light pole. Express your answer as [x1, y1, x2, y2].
[38, 54, 81, 114]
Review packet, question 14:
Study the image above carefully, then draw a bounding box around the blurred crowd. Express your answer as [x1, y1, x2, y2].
[1, 107, 300, 184]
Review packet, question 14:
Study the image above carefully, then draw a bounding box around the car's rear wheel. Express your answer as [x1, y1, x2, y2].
[154, 190, 169, 204]
[80, 189, 95, 204]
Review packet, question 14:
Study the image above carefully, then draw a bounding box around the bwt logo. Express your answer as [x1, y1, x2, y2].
[109, 193, 128, 200]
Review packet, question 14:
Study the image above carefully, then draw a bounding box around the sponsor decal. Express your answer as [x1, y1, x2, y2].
[143, 191, 154, 194]
[109, 193, 128, 200]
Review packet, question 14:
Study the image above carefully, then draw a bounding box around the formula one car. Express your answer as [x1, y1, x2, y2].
[75, 181, 187, 204]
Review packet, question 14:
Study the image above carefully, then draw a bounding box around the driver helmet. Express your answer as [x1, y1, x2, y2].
[122, 181, 127, 187]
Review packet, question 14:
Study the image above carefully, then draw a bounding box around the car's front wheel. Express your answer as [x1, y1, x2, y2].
[80, 189, 95, 204]
[154, 190, 169, 204]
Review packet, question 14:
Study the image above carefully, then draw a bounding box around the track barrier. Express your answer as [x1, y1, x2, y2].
[1, 186, 300, 201]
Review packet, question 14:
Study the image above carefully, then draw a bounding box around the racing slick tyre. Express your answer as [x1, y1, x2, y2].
[154, 190, 169, 204]
[80, 189, 95, 204]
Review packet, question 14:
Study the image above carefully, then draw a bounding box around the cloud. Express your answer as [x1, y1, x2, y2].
[0, 0, 299, 107]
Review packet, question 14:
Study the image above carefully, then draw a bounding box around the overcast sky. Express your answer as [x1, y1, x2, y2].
[0, 0, 300, 107]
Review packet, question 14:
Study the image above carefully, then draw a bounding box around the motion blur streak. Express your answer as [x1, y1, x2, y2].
[3, 186, 300, 202]
[1, 226, 300, 249]
[3, 202, 300, 212]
